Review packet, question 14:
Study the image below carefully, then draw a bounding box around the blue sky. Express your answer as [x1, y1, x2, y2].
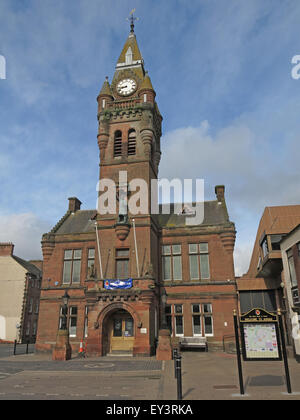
[0, 0, 299, 275]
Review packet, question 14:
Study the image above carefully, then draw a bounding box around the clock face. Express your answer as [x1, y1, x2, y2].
[116, 78, 137, 96]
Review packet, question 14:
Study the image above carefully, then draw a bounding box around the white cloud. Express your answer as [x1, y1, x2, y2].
[0, 213, 51, 260]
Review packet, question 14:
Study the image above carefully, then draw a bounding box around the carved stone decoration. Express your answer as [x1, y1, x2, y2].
[153, 150, 161, 173]
[115, 223, 131, 241]
[87, 264, 96, 279]
[144, 262, 154, 278]
[140, 128, 153, 159]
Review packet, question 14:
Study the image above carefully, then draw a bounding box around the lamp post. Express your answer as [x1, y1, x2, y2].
[161, 289, 168, 330]
[156, 288, 172, 360]
[52, 289, 72, 361]
[60, 289, 70, 330]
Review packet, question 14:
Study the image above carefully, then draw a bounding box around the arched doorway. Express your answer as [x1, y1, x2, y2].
[105, 309, 134, 354]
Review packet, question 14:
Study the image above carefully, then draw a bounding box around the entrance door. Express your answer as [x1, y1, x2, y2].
[110, 310, 134, 353]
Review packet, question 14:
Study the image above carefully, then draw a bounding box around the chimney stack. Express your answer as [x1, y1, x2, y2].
[215, 185, 225, 203]
[0, 243, 14, 256]
[68, 197, 82, 213]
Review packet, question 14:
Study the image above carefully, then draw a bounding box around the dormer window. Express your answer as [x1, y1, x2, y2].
[127, 129, 136, 155]
[114, 130, 122, 157]
[125, 47, 133, 65]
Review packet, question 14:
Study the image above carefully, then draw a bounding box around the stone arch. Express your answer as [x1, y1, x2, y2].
[97, 302, 141, 356]
[97, 301, 141, 329]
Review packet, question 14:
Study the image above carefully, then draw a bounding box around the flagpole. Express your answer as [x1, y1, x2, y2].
[95, 222, 103, 280]
[132, 218, 140, 278]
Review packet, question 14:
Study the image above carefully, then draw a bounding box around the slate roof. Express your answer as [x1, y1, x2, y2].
[55, 210, 96, 235]
[156, 201, 231, 228]
[50, 200, 232, 236]
[12, 256, 42, 277]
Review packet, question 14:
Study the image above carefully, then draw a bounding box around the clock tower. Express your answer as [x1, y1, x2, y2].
[87, 18, 163, 357]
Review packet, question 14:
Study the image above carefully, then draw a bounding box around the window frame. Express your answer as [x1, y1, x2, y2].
[62, 249, 82, 285]
[115, 248, 130, 279]
[189, 243, 210, 280]
[162, 244, 182, 281]
[114, 130, 122, 157]
[127, 129, 136, 156]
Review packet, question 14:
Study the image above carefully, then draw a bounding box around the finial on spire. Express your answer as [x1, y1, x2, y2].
[127, 8, 139, 33]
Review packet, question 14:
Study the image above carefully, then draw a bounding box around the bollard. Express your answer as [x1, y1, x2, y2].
[176, 354, 182, 400]
[26, 341, 29, 354]
[13, 340, 17, 356]
[173, 348, 178, 378]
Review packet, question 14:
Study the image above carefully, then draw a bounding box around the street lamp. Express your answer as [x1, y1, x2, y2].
[161, 288, 168, 330]
[61, 290, 70, 331]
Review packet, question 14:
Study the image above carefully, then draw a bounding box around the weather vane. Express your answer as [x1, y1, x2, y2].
[127, 8, 139, 33]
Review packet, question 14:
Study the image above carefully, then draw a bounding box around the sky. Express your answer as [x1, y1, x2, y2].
[0, 0, 299, 276]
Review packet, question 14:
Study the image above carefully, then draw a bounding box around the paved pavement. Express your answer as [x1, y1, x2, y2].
[0, 348, 300, 400]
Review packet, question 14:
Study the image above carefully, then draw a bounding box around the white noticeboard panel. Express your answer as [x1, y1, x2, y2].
[243, 323, 279, 360]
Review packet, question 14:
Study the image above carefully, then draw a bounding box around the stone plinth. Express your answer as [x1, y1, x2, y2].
[52, 330, 72, 361]
[156, 328, 172, 360]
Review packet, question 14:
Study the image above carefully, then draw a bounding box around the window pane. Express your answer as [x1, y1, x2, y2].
[252, 291, 264, 308]
[173, 255, 182, 280]
[200, 254, 210, 279]
[203, 303, 212, 313]
[189, 244, 198, 254]
[162, 245, 171, 255]
[239, 292, 252, 313]
[175, 316, 183, 335]
[192, 304, 200, 313]
[72, 260, 81, 283]
[69, 317, 77, 337]
[163, 256, 171, 280]
[63, 260, 72, 284]
[199, 243, 208, 253]
[74, 250, 82, 259]
[172, 245, 181, 255]
[204, 316, 213, 335]
[263, 291, 277, 312]
[70, 307, 77, 316]
[175, 304, 182, 314]
[288, 257, 297, 287]
[64, 250, 72, 260]
[88, 248, 95, 259]
[193, 315, 201, 335]
[125, 319, 134, 336]
[116, 249, 129, 257]
[189, 255, 199, 279]
[113, 319, 122, 337]
[116, 259, 129, 279]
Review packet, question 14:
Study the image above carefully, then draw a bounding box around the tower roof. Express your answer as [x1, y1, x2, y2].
[139, 71, 155, 92]
[99, 77, 113, 97]
[116, 31, 143, 66]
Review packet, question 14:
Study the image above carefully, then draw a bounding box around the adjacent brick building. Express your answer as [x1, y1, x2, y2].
[237, 205, 300, 354]
[281, 224, 300, 361]
[36, 23, 238, 356]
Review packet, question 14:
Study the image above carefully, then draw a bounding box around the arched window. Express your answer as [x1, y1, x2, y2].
[127, 129, 136, 156]
[114, 130, 122, 157]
